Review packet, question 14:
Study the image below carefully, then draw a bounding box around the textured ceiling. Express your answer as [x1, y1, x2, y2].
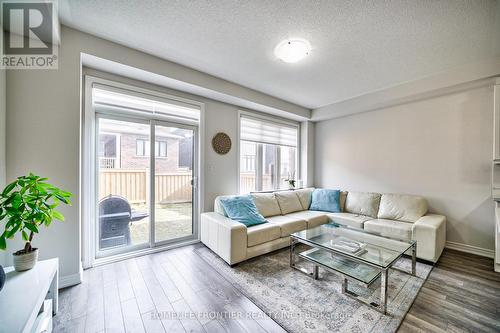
[59, 0, 500, 109]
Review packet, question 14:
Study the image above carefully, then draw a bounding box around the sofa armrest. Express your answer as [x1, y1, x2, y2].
[200, 212, 247, 265]
[412, 214, 446, 262]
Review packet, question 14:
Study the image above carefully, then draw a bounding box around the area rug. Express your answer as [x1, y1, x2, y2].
[196, 246, 433, 333]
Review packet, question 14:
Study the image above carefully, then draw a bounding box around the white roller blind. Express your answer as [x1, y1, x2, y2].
[92, 85, 200, 121]
[240, 115, 298, 147]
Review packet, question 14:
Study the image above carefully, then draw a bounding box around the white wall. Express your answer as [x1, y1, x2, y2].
[5, 26, 305, 281]
[315, 84, 495, 251]
[300, 121, 315, 187]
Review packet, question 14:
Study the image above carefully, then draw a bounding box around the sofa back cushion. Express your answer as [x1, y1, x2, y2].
[274, 191, 303, 214]
[340, 191, 348, 212]
[310, 189, 341, 213]
[214, 195, 233, 216]
[251, 193, 282, 217]
[294, 188, 314, 210]
[344, 191, 381, 218]
[377, 193, 428, 223]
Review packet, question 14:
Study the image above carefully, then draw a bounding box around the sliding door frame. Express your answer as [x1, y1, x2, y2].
[82, 75, 204, 268]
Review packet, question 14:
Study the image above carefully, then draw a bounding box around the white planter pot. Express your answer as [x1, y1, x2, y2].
[13, 248, 39, 272]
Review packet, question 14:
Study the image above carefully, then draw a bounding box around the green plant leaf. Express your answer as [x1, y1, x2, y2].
[52, 210, 65, 221]
[1, 181, 17, 196]
[6, 222, 21, 238]
[22, 230, 28, 241]
[0, 174, 72, 243]
[0, 235, 6, 250]
[24, 222, 39, 233]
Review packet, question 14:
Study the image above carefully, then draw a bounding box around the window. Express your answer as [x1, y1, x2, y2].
[156, 141, 167, 157]
[239, 114, 298, 193]
[136, 139, 167, 157]
[136, 139, 148, 156]
[98, 134, 117, 157]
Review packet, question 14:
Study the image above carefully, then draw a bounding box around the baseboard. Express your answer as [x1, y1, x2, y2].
[59, 264, 83, 288]
[445, 241, 495, 259]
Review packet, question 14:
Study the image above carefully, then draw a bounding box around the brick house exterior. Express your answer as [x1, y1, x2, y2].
[99, 132, 192, 172]
[120, 134, 184, 172]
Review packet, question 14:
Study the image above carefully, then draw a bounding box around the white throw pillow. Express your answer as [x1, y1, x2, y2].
[377, 193, 428, 223]
[344, 191, 381, 218]
[294, 188, 314, 210]
[251, 193, 282, 217]
[274, 191, 303, 215]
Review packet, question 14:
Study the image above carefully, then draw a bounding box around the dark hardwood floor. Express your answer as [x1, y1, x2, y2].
[399, 249, 500, 333]
[54, 246, 500, 333]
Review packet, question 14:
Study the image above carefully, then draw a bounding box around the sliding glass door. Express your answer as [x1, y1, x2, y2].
[153, 122, 196, 245]
[97, 117, 152, 254]
[96, 116, 197, 258]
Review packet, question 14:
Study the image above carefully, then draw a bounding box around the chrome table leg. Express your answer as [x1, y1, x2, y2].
[411, 242, 417, 276]
[380, 269, 388, 314]
[313, 265, 319, 280]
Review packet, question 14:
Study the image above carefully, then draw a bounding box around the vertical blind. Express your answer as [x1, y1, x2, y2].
[240, 115, 298, 147]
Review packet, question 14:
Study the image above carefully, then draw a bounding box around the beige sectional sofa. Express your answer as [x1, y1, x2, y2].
[200, 188, 446, 265]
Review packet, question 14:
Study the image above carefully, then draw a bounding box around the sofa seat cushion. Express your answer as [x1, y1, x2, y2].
[363, 219, 413, 241]
[344, 192, 381, 218]
[247, 223, 281, 247]
[266, 215, 307, 237]
[326, 213, 372, 229]
[287, 211, 329, 228]
[378, 193, 428, 223]
[275, 191, 304, 214]
[251, 193, 281, 217]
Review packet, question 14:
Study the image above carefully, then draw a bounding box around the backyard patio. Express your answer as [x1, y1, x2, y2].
[129, 202, 192, 244]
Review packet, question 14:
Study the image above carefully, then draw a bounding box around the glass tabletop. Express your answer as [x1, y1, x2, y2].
[299, 248, 381, 285]
[291, 223, 415, 269]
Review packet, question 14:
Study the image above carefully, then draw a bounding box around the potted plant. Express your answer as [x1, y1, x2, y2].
[0, 173, 72, 272]
[284, 171, 296, 189]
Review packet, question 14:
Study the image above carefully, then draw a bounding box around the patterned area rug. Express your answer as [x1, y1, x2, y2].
[196, 245, 433, 333]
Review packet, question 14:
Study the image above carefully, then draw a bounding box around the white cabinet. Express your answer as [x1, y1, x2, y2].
[0, 259, 58, 333]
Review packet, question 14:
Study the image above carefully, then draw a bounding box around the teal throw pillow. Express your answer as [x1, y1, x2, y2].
[310, 189, 341, 212]
[219, 195, 267, 227]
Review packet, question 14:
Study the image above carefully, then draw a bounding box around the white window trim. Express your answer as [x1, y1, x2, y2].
[237, 110, 300, 194]
[82, 75, 205, 269]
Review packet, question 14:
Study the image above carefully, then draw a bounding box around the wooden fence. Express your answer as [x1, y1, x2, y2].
[99, 169, 192, 204]
[240, 173, 272, 193]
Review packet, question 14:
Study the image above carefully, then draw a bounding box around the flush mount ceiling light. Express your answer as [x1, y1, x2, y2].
[274, 38, 311, 63]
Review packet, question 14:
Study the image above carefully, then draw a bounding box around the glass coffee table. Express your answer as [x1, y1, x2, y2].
[290, 223, 417, 314]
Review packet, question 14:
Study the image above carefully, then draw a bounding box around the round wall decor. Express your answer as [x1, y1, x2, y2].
[212, 132, 232, 155]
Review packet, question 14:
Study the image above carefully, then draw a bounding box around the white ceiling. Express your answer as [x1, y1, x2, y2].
[59, 0, 500, 109]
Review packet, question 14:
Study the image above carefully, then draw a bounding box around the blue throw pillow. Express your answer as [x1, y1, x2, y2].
[219, 195, 267, 227]
[310, 189, 341, 213]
